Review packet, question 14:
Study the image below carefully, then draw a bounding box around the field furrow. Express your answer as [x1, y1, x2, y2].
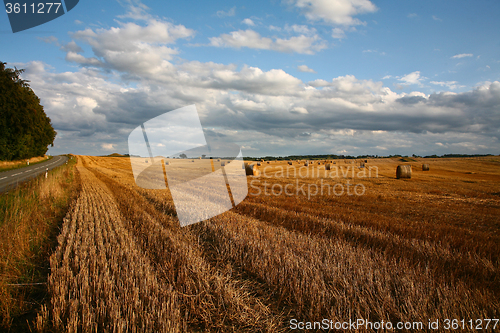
[42, 164, 182, 332]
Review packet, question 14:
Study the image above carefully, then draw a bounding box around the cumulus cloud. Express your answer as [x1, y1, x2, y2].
[67, 19, 194, 75]
[24, 55, 500, 156]
[297, 65, 316, 73]
[208, 29, 327, 54]
[286, 0, 378, 26]
[18, 7, 500, 156]
[242, 18, 255, 26]
[398, 71, 426, 86]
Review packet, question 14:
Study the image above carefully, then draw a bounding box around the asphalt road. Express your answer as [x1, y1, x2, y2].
[0, 155, 69, 193]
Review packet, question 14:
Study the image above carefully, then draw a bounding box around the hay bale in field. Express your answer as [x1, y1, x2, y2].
[221, 161, 226, 166]
[261, 159, 265, 162]
[267, 161, 270, 164]
[325, 163, 331, 170]
[304, 162, 309, 166]
[257, 162, 261, 166]
[364, 159, 368, 163]
[317, 161, 321, 165]
[288, 161, 293, 165]
[145, 159, 148, 163]
[245, 164, 260, 176]
[217, 159, 220, 161]
[422, 164, 430, 171]
[165, 161, 170, 166]
[192, 160, 195, 162]
[396, 165, 412, 179]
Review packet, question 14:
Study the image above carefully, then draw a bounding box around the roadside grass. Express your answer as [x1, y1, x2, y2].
[0, 155, 80, 331]
[0, 156, 53, 173]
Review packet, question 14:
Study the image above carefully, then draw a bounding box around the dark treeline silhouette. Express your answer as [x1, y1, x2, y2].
[0, 62, 56, 160]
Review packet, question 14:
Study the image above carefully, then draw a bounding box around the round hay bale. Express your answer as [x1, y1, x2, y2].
[221, 161, 226, 167]
[261, 159, 265, 162]
[317, 161, 321, 165]
[245, 164, 260, 176]
[396, 165, 412, 179]
[304, 162, 309, 167]
[364, 159, 368, 163]
[165, 161, 170, 165]
[288, 161, 293, 165]
[422, 164, 430, 171]
[325, 163, 331, 170]
[257, 162, 261, 166]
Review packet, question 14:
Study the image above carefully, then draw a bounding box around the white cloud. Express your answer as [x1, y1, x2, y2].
[242, 18, 255, 26]
[452, 53, 473, 59]
[216, 7, 236, 18]
[407, 13, 418, 18]
[297, 65, 316, 73]
[208, 29, 327, 54]
[432, 15, 442, 21]
[399, 71, 426, 86]
[287, 0, 378, 26]
[290, 106, 309, 114]
[363, 49, 386, 55]
[68, 19, 194, 75]
[284, 24, 316, 35]
[18, 7, 500, 157]
[101, 143, 115, 150]
[331, 27, 346, 39]
[430, 81, 465, 90]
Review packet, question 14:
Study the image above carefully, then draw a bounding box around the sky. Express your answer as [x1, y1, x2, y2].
[1, 0, 499, 157]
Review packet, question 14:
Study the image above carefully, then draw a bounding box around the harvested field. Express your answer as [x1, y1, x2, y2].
[35, 156, 500, 332]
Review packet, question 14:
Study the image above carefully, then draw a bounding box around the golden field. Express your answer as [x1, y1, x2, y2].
[33, 155, 499, 332]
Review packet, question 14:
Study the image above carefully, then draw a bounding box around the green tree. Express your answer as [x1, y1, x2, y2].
[0, 62, 56, 160]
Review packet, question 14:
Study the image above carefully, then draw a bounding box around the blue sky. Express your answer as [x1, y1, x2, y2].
[1, 0, 499, 157]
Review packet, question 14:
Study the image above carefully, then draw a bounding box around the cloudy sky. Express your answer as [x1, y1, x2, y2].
[1, 0, 499, 157]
